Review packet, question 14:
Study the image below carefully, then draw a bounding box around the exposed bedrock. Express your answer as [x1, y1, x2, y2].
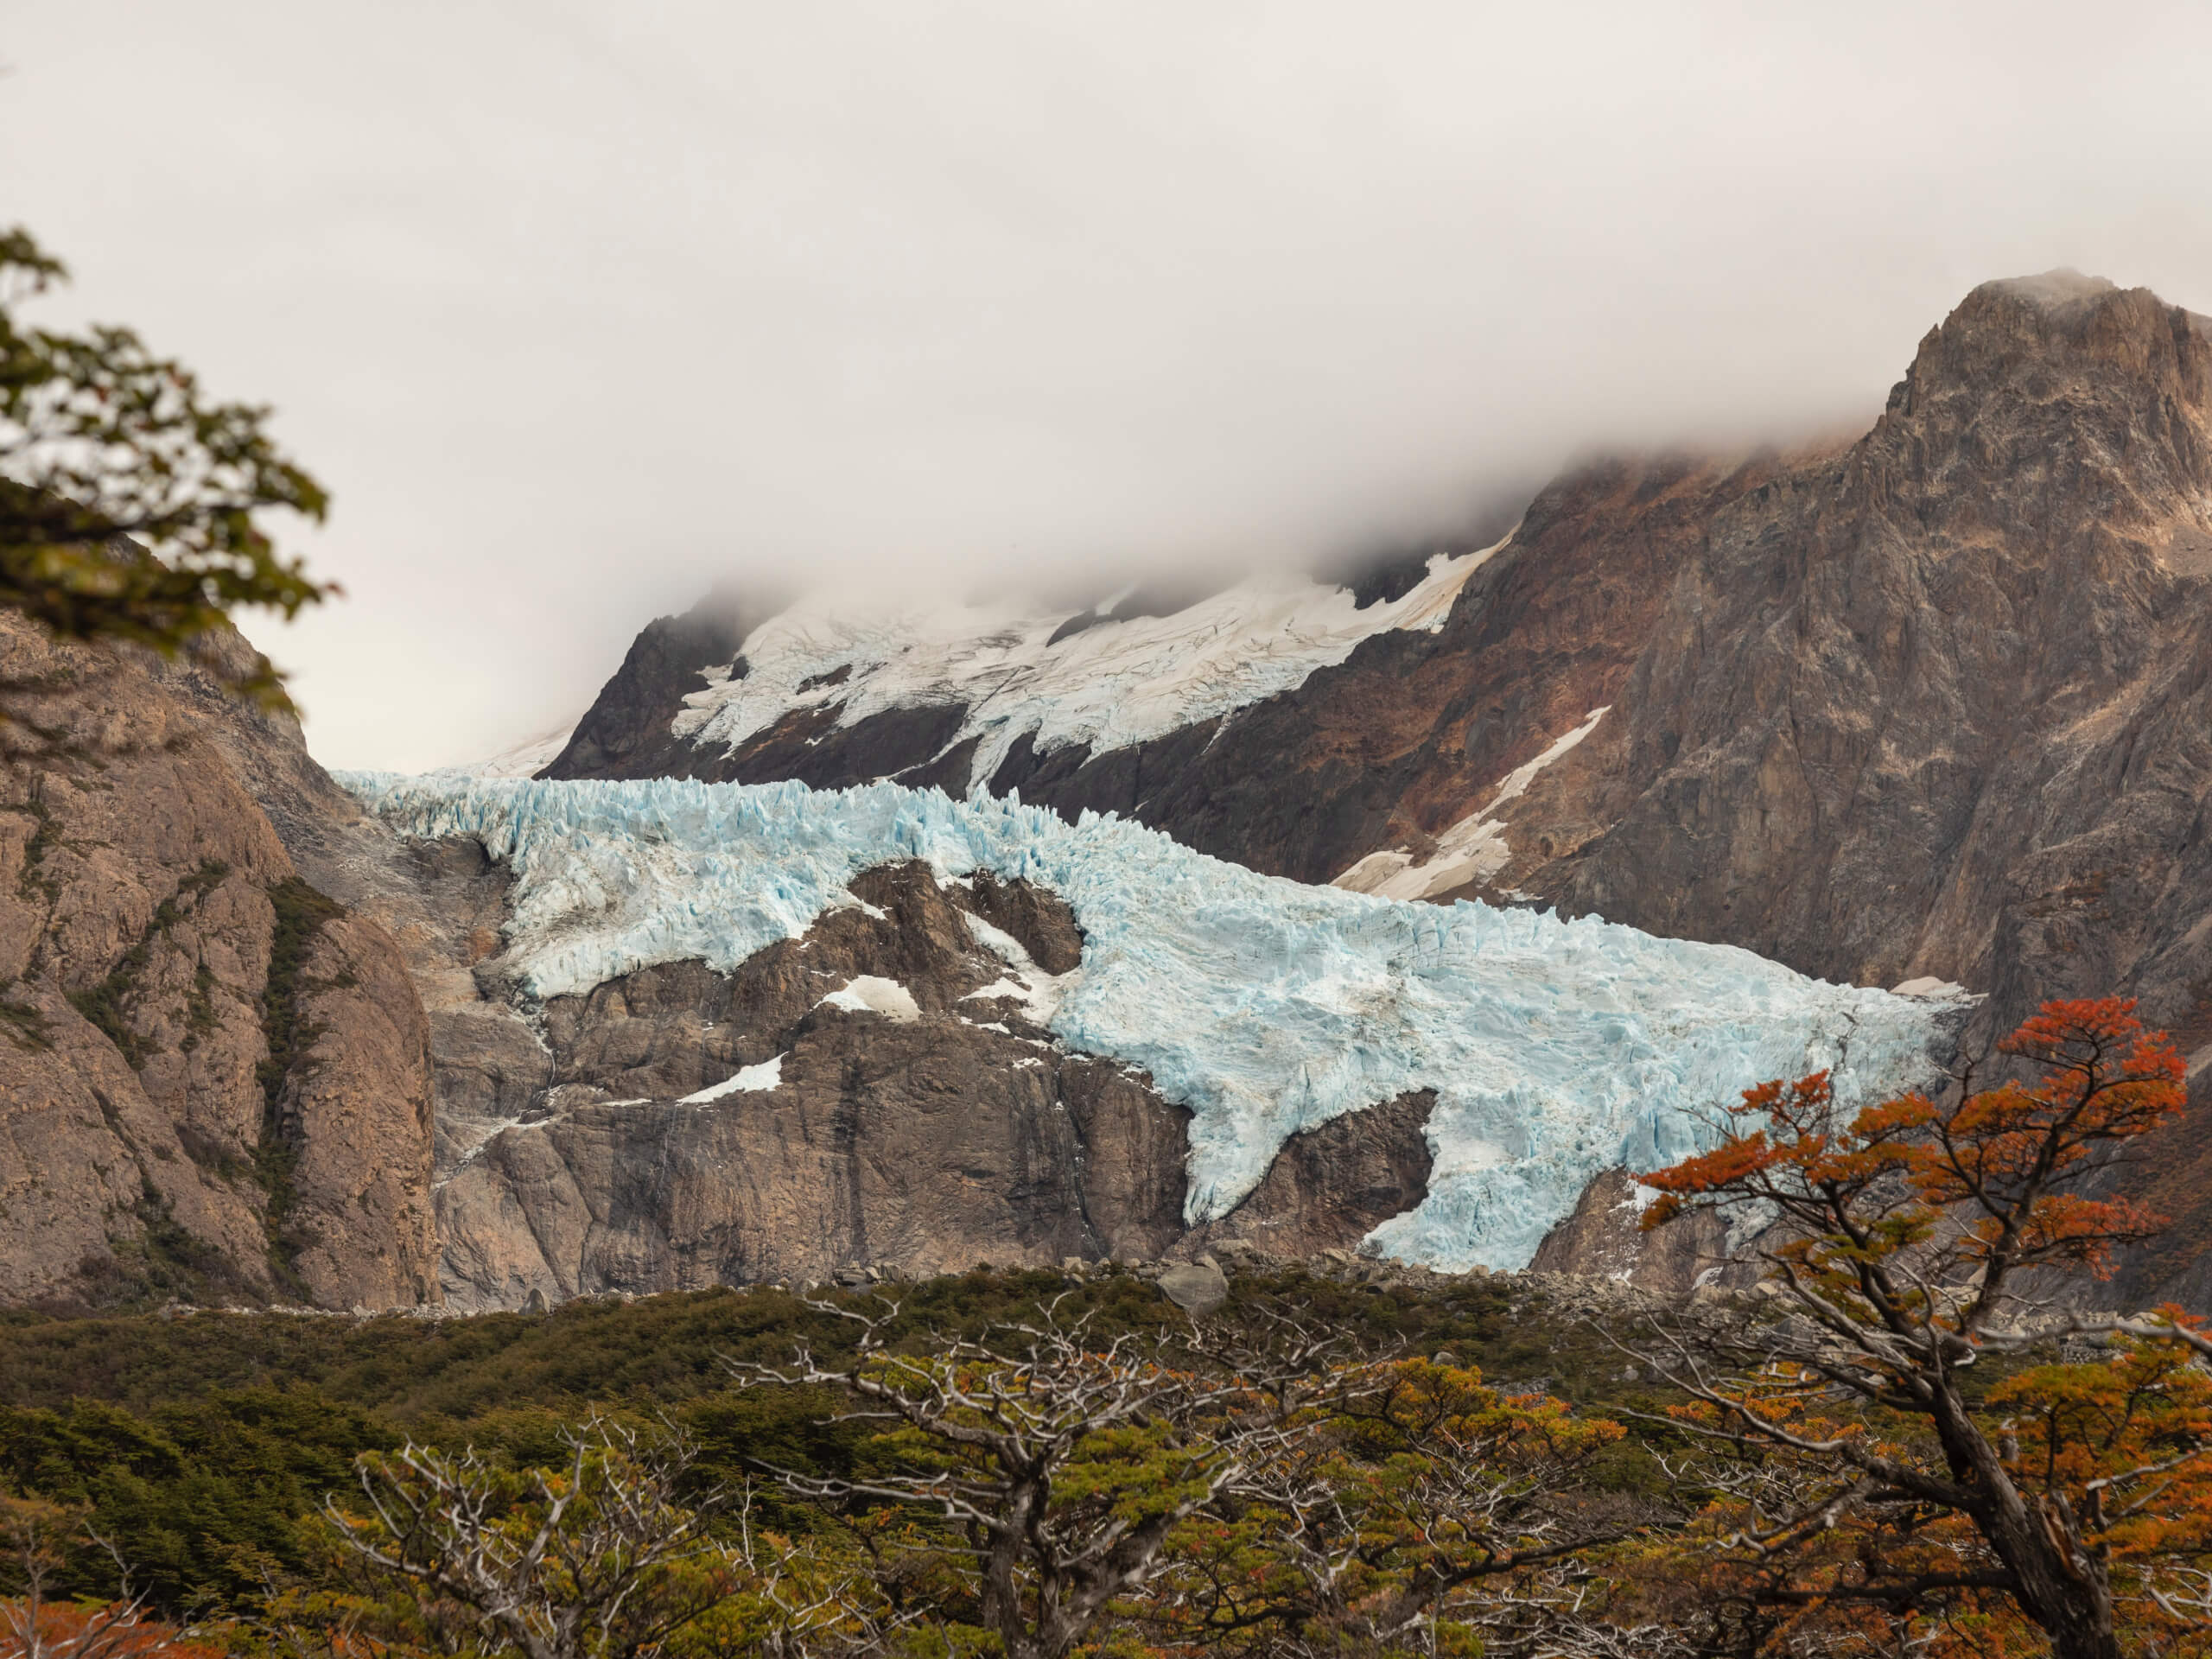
[429, 858, 1437, 1310]
[0, 614, 438, 1312]
[1187, 1089, 1436, 1260]
[538, 587, 779, 781]
[1528, 1168, 1733, 1294]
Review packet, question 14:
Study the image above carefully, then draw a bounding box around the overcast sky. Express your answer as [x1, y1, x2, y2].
[5, 2, 2212, 769]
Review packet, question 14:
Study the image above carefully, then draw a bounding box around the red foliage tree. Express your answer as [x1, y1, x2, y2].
[1634, 998, 2202, 1659]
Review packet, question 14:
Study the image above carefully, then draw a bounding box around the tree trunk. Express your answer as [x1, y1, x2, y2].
[982, 1497, 1035, 1659]
[1929, 1385, 2120, 1659]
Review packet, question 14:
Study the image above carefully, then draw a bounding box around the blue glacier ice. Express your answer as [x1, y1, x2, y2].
[339, 772, 1968, 1272]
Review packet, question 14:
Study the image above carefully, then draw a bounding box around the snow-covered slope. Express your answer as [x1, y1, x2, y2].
[463, 720, 581, 779]
[343, 772, 1967, 1272]
[1335, 705, 1611, 901]
[673, 549, 1494, 790]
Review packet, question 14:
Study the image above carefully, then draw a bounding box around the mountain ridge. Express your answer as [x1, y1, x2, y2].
[537, 270, 2212, 1304]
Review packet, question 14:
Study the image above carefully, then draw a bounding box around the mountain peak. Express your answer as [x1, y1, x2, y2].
[1911, 268, 2212, 391]
[1979, 267, 2120, 311]
[1867, 268, 2212, 525]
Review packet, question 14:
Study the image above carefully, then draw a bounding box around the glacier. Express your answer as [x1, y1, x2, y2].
[340, 771, 1969, 1272]
[670, 547, 1499, 792]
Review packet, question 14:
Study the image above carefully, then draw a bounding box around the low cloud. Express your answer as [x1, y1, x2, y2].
[5, 1, 2209, 766]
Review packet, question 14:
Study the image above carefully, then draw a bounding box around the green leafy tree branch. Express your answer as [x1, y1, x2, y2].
[0, 226, 332, 709]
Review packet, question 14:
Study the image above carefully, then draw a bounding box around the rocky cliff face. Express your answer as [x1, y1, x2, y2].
[550, 272, 2212, 1305]
[0, 617, 439, 1311]
[1511, 277, 2212, 1304]
[1526, 1168, 1732, 1294]
[419, 856, 1435, 1309]
[35, 629, 1442, 1313]
[540, 588, 775, 781]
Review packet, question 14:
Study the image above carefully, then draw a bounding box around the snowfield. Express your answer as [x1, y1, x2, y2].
[671, 549, 1497, 789]
[341, 772, 1969, 1271]
[1334, 705, 1611, 900]
[463, 720, 577, 779]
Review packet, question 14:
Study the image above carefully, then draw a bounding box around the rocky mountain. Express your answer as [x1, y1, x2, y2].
[4, 601, 1696, 1315]
[14, 268, 2209, 1318]
[0, 616, 438, 1312]
[543, 270, 2212, 1306]
[342, 770, 1956, 1306]
[429, 856, 1450, 1311]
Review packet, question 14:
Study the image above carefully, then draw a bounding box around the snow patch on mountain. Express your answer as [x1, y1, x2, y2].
[961, 912, 1077, 1024]
[340, 772, 1967, 1271]
[1335, 707, 1609, 901]
[461, 720, 580, 779]
[818, 976, 923, 1022]
[672, 545, 1498, 789]
[682, 1053, 785, 1102]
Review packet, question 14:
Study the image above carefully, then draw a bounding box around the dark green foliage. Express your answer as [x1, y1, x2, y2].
[181, 961, 218, 1052]
[256, 876, 342, 1114]
[12, 794, 57, 902]
[0, 1389, 396, 1611]
[0, 1269, 1662, 1426]
[0, 1268, 1696, 1619]
[67, 937, 156, 1065]
[64, 858, 230, 1071]
[0, 225, 331, 712]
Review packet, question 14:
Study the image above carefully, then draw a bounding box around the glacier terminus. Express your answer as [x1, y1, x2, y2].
[341, 771, 1972, 1273]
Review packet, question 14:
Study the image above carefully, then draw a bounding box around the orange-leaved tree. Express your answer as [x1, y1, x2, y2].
[1632, 997, 2208, 1659]
[2, 1495, 224, 1659]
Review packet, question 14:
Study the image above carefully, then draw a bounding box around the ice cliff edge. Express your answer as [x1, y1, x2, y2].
[342, 771, 1971, 1271]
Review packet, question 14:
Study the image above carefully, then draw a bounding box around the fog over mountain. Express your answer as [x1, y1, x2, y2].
[4, 0, 2211, 768]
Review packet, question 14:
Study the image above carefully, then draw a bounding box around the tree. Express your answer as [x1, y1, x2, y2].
[1150, 1354, 1636, 1657]
[728, 1298, 1349, 1659]
[1, 1494, 217, 1659]
[1630, 996, 2203, 1659]
[0, 226, 330, 709]
[308, 1419, 898, 1659]
[732, 1297, 1640, 1659]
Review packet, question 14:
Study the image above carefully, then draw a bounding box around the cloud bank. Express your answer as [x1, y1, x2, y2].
[4, 1, 2209, 767]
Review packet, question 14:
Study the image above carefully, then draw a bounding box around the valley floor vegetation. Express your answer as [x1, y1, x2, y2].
[7, 999, 2212, 1659]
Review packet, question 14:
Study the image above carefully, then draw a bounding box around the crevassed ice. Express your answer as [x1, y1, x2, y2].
[339, 772, 1968, 1271]
[671, 548, 1498, 791]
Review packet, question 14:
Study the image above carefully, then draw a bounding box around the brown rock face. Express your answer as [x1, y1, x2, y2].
[425, 857, 1439, 1308]
[0, 616, 438, 1310]
[1510, 280, 2212, 1303]
[430, 861, 1184, 1306]
[1528, 1168, 1731, 1294]
[1381, 274, 2212, 1301]
[538, 589, 772, 781]
[1191, 1090, 1436, 1259]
